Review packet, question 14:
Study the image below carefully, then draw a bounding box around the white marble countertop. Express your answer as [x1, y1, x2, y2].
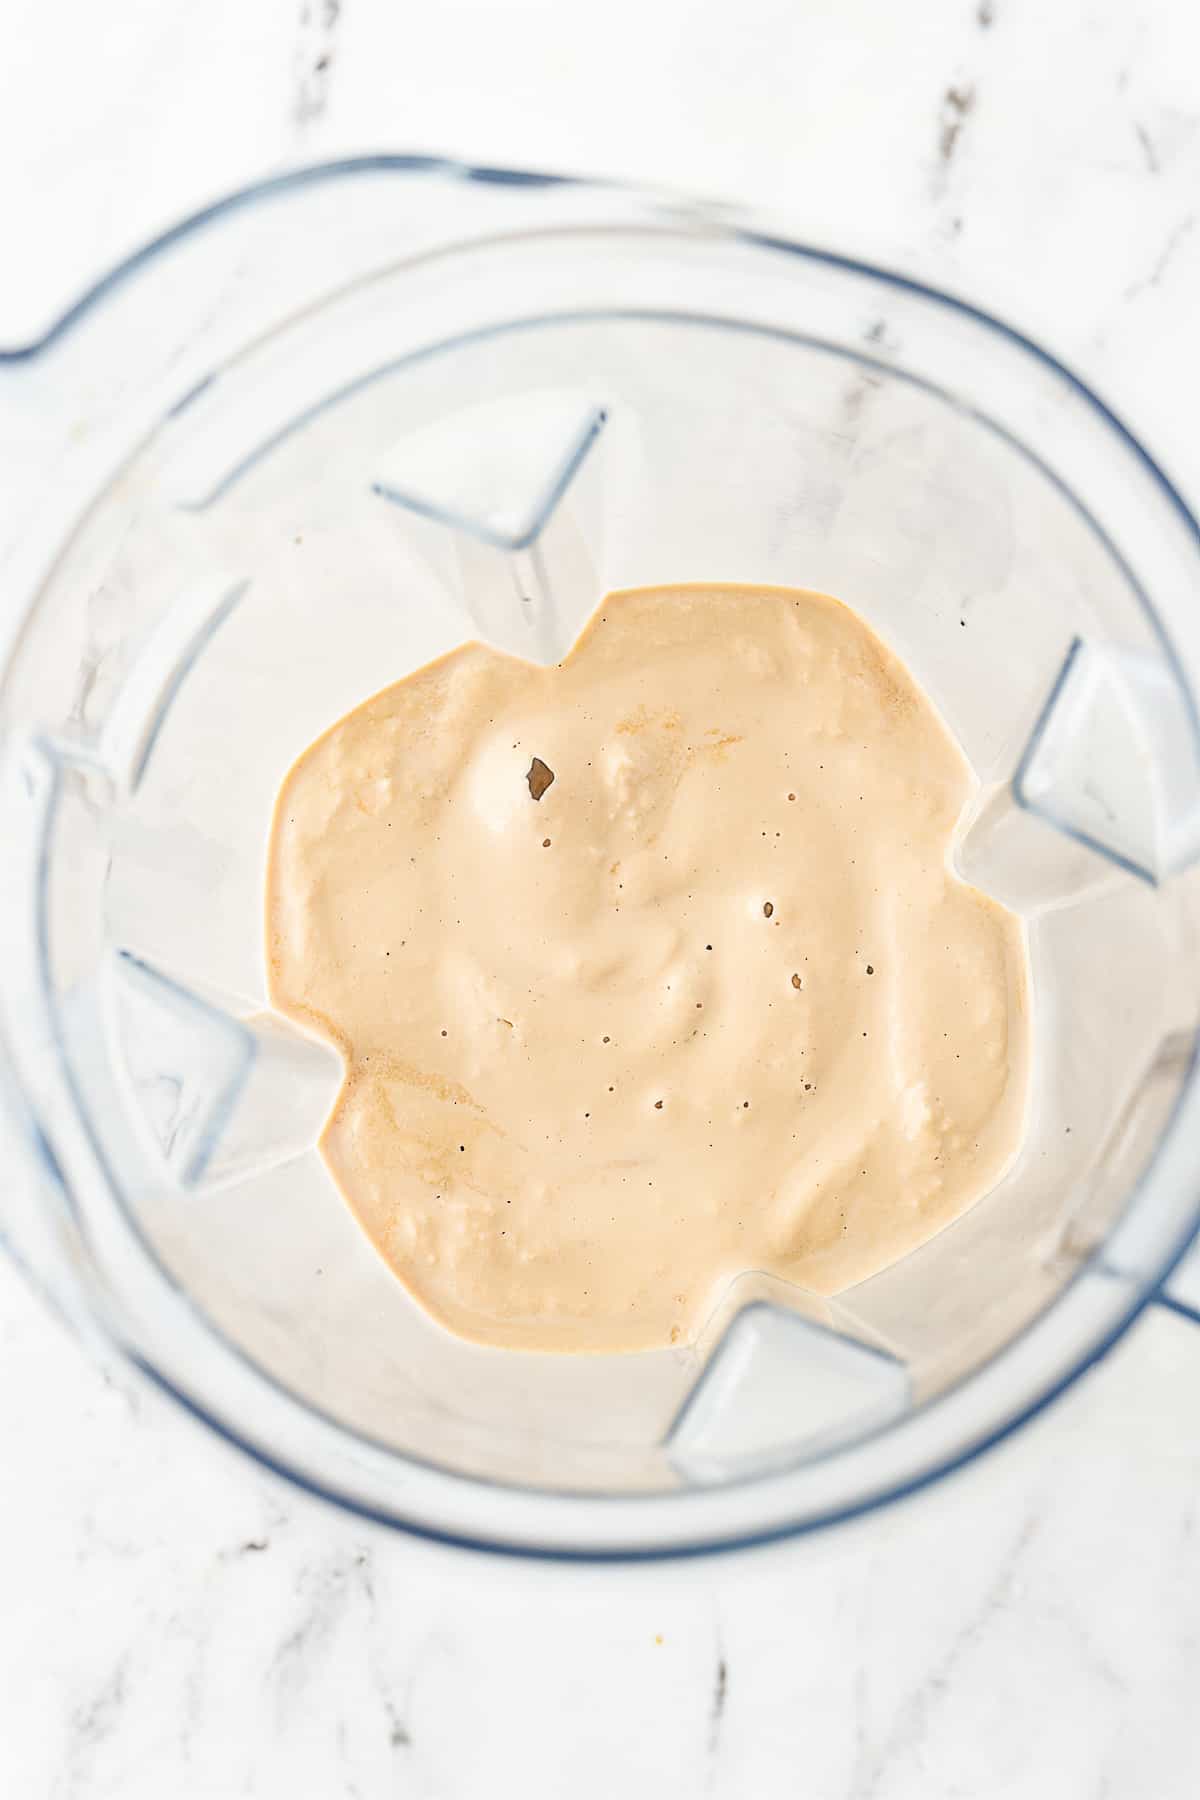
[2, 1, 1200, 1794]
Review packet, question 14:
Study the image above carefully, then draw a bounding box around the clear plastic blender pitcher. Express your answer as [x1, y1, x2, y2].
[2, 160, 1200, 1558]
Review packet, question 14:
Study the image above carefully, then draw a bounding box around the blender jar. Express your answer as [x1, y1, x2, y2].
[2, 160, 1199, 1559]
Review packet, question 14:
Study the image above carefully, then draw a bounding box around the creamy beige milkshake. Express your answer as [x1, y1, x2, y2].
[266, 584, 1029, 1352]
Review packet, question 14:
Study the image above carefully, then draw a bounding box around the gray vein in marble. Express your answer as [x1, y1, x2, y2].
[707, 1643, 728, 1760]
[702, 1597, 729, 1795]
[390, 1629, 462, 1772]
[355, 1542, 416, 1757]
[851, 1660, 871, 1789]
[352, 1545, 375, 1605]
[293, 0, 341, 133]
[1134, 121, 1160, 175]
[69, 1657, 130, 1749]
[383, 1695, 412, 1751]
[1125, 212, 1197, 297]
[1047, 1604, 1126, 1698]
[845, 1511, 1041, 1800]
[269, 1551, 367, 1713]
[335, 1718, 363, 1799]
[158, 1605, 209, 1770]
[939, 84, 976, 165]
[57, 1654, 132, 1800]
[1131, 103, 1200, 169]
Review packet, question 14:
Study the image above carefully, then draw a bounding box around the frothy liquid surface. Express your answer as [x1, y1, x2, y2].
[266, 584, 1029, 1352]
